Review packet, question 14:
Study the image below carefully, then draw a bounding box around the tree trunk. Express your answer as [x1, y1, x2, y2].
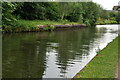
[61, 12, 64, 20]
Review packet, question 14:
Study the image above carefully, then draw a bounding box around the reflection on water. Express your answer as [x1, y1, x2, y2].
[3, 25, 118, 78]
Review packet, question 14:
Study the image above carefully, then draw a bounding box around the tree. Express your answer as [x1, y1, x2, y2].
[2, 2, 18, 26]
[58, 2, 71, 20]
[66, 3, 83, 22]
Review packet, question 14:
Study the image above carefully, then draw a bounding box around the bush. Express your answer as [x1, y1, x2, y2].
[43, 25, 55, 31]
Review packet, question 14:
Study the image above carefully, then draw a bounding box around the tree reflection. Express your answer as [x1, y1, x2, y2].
[3, 27, 98, 78]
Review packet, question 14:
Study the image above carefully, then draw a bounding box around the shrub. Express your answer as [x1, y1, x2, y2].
[43, 25, 55, 31]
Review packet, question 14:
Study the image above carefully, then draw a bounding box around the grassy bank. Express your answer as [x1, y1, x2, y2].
[95, 19, 119, 25]
[3, 20, 79, 33]
[74, 35, 119, 78]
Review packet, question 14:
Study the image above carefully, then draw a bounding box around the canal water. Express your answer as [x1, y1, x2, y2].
[2, 25, 119, 78]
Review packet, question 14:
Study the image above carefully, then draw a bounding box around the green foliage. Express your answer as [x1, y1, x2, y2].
[96, 17, 118, 25]
[65, 3, 82, 22]
[44, 2, 60, 20]
[2, 2, 117, 32]
[13, 2, 60, 20]
[98, 10, 119, 24]
[3, 20, 39, 32]
[2, 2, 17, 26]
[12, 2, 103, 25]
[43, 25, 55, 31]
[65, 2, 102, 25]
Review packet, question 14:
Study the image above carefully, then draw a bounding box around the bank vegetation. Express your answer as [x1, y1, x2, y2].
[2, 2, 119, 33]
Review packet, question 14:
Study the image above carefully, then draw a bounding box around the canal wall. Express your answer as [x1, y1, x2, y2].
[3, 24, 86, 33]
[37, 24, 86, 31]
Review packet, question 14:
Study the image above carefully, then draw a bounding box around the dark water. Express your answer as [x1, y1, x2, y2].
[2, 25, 118, 78]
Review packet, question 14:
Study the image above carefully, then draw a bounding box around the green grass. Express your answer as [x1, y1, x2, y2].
[74, 36, 119, 78]
[3, 20, 79, 33]
[95, 20, 119, 25]
[17, 20, 79, 26]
